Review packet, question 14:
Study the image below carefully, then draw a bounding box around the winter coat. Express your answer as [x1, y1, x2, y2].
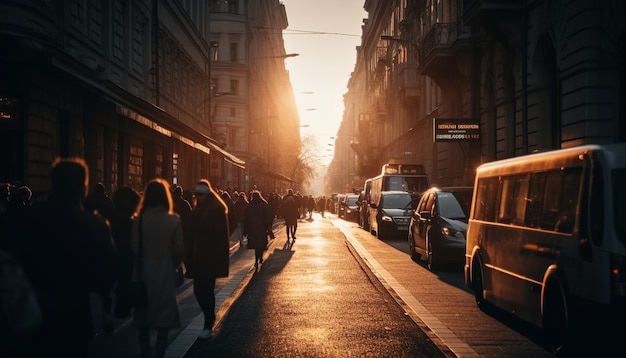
[243, 196, 271, 250]
[131, 206, 183, 328]
[184, 193, 230, 279]
[16, 196, 116, 353]
[281, 194, 300, 225]
[233, 197, 247, 225]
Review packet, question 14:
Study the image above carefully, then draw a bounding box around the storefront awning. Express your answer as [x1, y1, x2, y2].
[204, 140, 246, 169]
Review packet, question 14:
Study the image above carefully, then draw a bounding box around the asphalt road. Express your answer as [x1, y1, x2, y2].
[183, 215, 447, 357]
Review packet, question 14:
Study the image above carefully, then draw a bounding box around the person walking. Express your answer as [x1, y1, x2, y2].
[183, 179, 230, 339]
[307, 195, 316, 219]
[243, 191, 271, 270]
[317, 196, 326, 218]
[131, 178, 184, 358]
[15, 157, 117, 358]
[109, 186, 141, 319]
[280, 189, 300, 243]
[83, 181, 116, 332]
[232, 191, 248, 246]
[172, 185, 192, 225]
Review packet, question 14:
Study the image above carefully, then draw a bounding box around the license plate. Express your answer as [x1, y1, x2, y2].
[398, 226, 408, 231]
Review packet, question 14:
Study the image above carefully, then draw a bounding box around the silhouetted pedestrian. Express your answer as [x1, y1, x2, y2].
[172, 185, 192, 225]
[16, 157, 116, 358]
[318, 196, 326, 218]
[281, 189, 300, 242]
[183, 179, 230, 339]
[131, 178, 183, 358]
[243, 191, 271, 270]
[233, 191, 248, 245]
[109, 186, 141, 319]
[83, 181, 116, 332]
[84, 182, 115, 222]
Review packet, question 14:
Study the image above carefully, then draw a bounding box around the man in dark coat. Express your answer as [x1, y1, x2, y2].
[16, 157, 117, 357]
[243, 191, 271, 269]
[183, 179, 230, 339]
[281, 189, 300, 242]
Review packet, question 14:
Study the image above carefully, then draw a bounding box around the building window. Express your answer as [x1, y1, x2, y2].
[210, 41, 219, 61]
[131, 5, 148, 76]
[230, 43, 238, 62]
[111, 1, 125, 62]
[230, 79, 239, 95]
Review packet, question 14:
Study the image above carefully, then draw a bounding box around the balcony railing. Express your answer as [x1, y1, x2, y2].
[419, 22, 457, 61]
[377, 46, 390, 65]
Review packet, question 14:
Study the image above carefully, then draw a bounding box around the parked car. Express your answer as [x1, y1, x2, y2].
[340, 193, 359, 222]
[408, 186, 473, 270]
[369, 191, 414, 240]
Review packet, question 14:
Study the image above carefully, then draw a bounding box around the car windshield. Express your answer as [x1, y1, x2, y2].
[437, 192, 470, 219]
[382, 193, 412, 209]
[347, 196, 358, 205]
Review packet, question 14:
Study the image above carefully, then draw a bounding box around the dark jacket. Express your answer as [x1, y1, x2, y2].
[281, 194, 300, 225]
[232, 197, 247, 225]
[184, 193, 230, 279]
[18, 196, 116, 354]
[243, 194, 271, 250]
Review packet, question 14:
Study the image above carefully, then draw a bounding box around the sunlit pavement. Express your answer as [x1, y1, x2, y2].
[89, 212, 555, 357]
[181, 213, 445, 358]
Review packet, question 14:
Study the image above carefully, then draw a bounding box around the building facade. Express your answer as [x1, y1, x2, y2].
[0, 0, 301, 198]
[328, 0, 626, 193]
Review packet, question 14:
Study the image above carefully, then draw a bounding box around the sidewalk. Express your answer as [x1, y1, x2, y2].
[164, 220, 285, 357]
[88, 222, 278, 358]
[181, 213, 446, 357]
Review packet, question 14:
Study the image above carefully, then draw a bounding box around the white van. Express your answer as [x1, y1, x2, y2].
[464, 143, 626, 355]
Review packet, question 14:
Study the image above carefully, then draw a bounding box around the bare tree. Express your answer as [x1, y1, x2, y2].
[289, 134, 319, 192]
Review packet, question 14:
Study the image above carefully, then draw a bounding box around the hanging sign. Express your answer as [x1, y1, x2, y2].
[433, 118, 480, 142]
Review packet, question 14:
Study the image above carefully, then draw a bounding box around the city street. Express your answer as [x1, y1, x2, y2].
[87, 212, 561, 357]
[182, 214, 446, 358]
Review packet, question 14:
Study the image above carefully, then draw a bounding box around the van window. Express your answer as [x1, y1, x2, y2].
[612, 168, 626, 244]
[498, 174, 529, 225]
[474, 177, 497, 222]
[388, 177, 404, 191]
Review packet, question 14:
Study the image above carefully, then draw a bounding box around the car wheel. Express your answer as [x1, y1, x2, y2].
[472, 259, 493, 313]
[543, 280, 570, 356]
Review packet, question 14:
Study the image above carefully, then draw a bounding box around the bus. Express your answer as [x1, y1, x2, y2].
[362, 163, 430, 234]
[464, 143, 626, 354]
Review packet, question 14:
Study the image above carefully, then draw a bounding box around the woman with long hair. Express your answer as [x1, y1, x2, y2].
[131, 178, 184, 358]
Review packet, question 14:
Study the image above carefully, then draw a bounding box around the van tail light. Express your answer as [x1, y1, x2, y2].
[610, 254, 626, 297]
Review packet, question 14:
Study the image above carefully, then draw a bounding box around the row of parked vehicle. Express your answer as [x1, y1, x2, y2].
[351, 144, 626, 355]
[352, 184, 473, 271]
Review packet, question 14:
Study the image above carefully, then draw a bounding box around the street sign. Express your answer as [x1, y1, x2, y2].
[433, 118, 480, 142]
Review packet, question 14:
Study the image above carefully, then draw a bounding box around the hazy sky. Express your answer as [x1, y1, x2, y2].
[280, 1, 367, 165]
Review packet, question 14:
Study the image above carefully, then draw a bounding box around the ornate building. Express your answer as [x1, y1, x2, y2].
[329, 0, 626, 193]
[0, 0, 301, 197]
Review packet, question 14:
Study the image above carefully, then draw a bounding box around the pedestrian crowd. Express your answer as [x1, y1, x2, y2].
[0, 156, 330, 358]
